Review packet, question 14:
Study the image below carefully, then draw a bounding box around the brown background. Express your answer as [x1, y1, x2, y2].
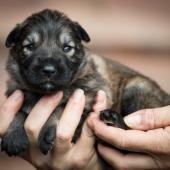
[0, 0, 170, 169]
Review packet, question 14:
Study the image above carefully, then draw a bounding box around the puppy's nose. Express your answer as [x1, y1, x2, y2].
[42, 65, 56, 76]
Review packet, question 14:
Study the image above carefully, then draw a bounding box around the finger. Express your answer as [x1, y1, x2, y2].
[98, 144, 159, 170]
[124, 106, 170, 130]
[20, 145, 47, 169]
[0, 90, 24, 136]
[68, 123, 97, 170]
[24, 91, 63, 143]
[69, 122, 96, 170]
[93, 90, 107, 112]
[73, 121, 95, 158]
[56, 89, 85, 152]
[27, 145, 48, 169]
[89, 116, 168, 153]
[87, 112, 98, 129]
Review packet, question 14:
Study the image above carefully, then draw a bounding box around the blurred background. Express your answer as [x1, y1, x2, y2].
[0, 0, 170, 169]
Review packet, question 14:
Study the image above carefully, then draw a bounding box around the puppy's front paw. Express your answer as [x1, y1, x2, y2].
[1, 128, 29, 156]
[38, 125, 56, 154]
[100, 109, 128, 129]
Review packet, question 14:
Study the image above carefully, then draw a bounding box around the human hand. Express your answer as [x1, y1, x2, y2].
[88, 98, 170, 169]
[24, 89, 108, 170]
[0, 90, 107, 170]
[0, 90, 24, 137]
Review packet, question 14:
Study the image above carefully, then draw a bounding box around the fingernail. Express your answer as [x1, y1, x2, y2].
[98, 90, 105, 96]
[124, 114, 142, 128]
[10, 90, 23, 101]
[72, 89, 84, 102]
[97, 90, 106, 102]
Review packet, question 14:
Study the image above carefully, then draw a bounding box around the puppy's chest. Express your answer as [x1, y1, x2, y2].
[20, 71, 113, 118]
[62, 77, 113, 111]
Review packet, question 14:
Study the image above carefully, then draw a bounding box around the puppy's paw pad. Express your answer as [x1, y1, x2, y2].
[38, 126, 56, 154]
[1, 128, 29, 156]
[100, 109, 128, 129]
[100, 109, 116, 125]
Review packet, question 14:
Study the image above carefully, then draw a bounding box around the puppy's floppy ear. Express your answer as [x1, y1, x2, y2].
[72, 22, 90, 43]
[5, 24, 23, 48]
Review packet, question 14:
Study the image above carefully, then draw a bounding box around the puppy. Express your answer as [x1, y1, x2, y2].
[2, 9, 170, 161]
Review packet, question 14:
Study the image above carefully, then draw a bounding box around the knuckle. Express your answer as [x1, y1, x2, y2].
[56, 132, 72, 143]
[144, 109, 155, 129]
[118, 137, 130, 149]
[24, 123, 36, 137]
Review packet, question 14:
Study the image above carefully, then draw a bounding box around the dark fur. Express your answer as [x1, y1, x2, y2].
[3, 9, 170, 169]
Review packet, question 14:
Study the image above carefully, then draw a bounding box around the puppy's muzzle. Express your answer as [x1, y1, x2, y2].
[41, 64, 57, 77]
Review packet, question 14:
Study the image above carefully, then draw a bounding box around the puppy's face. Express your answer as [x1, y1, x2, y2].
[6, 9, 90, 94]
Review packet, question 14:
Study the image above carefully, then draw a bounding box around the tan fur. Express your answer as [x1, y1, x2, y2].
[77, 50, 170, 114]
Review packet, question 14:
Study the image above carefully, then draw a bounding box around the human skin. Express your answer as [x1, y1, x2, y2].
[88, 94, 170, 170]
[2, 90, 170, 170]
[0, 89, 106, 170]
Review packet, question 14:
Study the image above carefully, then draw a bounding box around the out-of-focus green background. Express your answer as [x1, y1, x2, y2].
[0, 0, 170, 169]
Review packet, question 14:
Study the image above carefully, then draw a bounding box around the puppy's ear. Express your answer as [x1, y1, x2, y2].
[72, 22, 90, 43]
[5, 24, 23, 48]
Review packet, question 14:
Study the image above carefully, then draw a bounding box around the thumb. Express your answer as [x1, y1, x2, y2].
[124, 105, 170, 130]
[93, 90, 107, 112]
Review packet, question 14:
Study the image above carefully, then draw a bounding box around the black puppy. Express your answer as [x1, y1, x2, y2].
[2, 9, 170, 160]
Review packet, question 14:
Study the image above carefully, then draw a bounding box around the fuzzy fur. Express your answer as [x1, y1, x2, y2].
[2, 9, 170, 169]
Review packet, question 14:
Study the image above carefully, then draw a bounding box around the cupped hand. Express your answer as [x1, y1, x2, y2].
[88, 101, 170, 170]
[24, 89, 106, 170]
[0, 90, 107, 170]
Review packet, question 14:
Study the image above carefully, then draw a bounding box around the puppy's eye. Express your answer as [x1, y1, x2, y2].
[63, 45, 73, 53]
[23, 43, 35, 51]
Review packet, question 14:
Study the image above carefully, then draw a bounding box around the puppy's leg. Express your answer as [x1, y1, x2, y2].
[100, 109, 128, 129]
[121, 77, 170, 116]
[100, 77, 170, 129]
[38, 112, 57, 154]
[72, 111, 89, 143]
[1, 111, 29, 156]
[38, 108, 89, 154]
